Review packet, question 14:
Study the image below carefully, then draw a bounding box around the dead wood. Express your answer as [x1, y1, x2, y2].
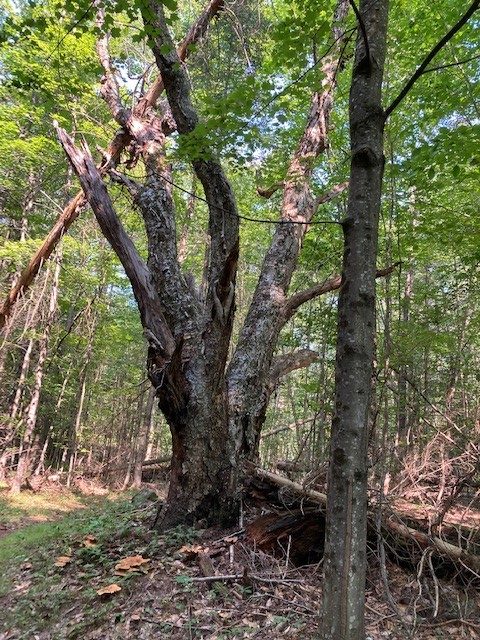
[0, 0, 225, 330]
[245, 464, 480, 577]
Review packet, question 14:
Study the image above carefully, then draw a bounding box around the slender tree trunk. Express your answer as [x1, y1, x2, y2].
[9, 338, 34, 422]
[66, 374, 87, 488]
[10, 255, 61, 493]
[321, 2, 389, 639]
[132, 385, 156, 489]
[397, 267, 413, 452]
[0, 338, 35, 480]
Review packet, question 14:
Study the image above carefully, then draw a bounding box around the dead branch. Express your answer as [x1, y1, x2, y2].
[283, 262, 400, 321]
[246, 464, 480, 575]
[55, 125, 175, 367]
[269, 349, 320, 387]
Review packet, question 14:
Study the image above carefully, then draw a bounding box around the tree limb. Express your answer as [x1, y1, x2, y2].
[96, 8, 130, 127]
[257, 182, 284, 199]
[227, 0, 351, 460]
[246, 464, 480, 574]
[142, 0, 239, 376]
[385, 0, 479, 118]
[55, 125, 175, 367]
[0, 193, 86, 330]
[283, 262, 400, 322]
[262, 417, 316, 439]
[315, 180, 349, 207]
[136, 0, 225, 115]
[269, 349, 320, 388]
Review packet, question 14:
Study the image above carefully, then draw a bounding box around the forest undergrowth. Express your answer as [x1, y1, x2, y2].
[0, 483, 478, 640]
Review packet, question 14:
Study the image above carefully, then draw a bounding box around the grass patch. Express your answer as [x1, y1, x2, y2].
[0, 491, 150, 639]
[0, 485, 98, 526]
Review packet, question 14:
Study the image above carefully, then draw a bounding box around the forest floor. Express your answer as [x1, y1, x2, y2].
[0, 483, 478, 640]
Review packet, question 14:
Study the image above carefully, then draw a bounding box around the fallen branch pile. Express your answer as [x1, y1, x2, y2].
[245, 464, 480, 579]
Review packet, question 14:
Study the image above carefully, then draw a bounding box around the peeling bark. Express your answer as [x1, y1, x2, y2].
[55, 125, 176, 370]
[0, 0, 224, 328]
[228, 0, 350, 460]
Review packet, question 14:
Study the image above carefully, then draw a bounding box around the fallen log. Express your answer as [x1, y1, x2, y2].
[142, 456, 171, 467]
[246, 463, 327, 505]
[245, 464, 480, 577]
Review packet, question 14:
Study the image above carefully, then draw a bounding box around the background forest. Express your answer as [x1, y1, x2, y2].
[0, 0, 479, 638]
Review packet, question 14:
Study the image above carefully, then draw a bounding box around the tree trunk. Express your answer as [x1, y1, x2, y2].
[56, 0, 353, 528]
[132, 385, 156, 489]
[321, 2, 389, 639]
[10, 255, 61, 493]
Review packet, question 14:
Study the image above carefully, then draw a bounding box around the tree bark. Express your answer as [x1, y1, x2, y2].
[321, 2, 389, 639]
[0, 0, 225, 329]
[53, 0, 355, 530]
[227, 0, 350, 463]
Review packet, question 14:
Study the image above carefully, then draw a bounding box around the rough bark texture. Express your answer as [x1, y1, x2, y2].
[53, 0, 357, 528]
[321, 2, 389, 639]
[139, 0, 241, 528]
[227, 0, 350, 462]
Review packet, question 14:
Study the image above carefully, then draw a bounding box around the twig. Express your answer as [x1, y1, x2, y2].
[385, 0, 480, 117]
[349, 0, 370, 68]
[189, 573, 305, 584]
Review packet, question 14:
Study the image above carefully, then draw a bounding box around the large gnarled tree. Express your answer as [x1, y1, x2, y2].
[52, 0, 351, 528]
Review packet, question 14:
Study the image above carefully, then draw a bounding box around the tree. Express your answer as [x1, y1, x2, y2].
[1, 0, 478, 541]
[321, 1, 389, 637]
[321, 1, 479, 637]
[51, 0, 352, 528]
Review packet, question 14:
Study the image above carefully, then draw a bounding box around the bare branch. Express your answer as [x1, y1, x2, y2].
[269, 349, 320, 388]
[257, 182, 284, 199]
[0, 0, 225, 326]
[262, 417, 316, 439]
[283, 262, 400, 322]
[284, 275, 343, 321]
[55, 124, 175, 366]
[385, 0, 479, 118]
[96, 8, 129, 127]
[0, 193, 86, 330]
[315, 180, 349, 207]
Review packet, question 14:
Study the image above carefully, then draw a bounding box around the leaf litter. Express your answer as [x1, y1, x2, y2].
[1, 494, 478, 640]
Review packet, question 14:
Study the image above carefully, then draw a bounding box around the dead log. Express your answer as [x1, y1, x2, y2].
[142, 456, 171, 467]
[245, 464, 480, 577]
[247, 508, 326, 565]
